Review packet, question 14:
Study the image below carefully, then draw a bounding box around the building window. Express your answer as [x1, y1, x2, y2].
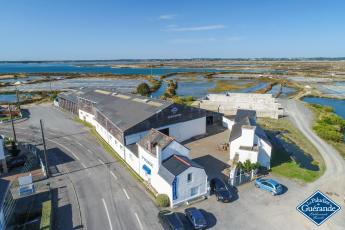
[187, 173, 192, 183]
[191, 186, 199, 196]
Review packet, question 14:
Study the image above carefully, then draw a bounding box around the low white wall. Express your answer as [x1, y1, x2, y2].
[222, 116, 234, 129]
[79, 110, 96, 126]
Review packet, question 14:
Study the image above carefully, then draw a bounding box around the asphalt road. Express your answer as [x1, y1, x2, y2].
[1, 104, 162, 230]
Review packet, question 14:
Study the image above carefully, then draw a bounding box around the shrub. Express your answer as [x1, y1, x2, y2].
[136, 83, 151, 96]
[40, 200, 52, 230]
[155, 194, 170, 207]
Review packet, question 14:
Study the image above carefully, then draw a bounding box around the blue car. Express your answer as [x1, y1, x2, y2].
[254, 178, 283, 195]
[184, 207, 207, 230]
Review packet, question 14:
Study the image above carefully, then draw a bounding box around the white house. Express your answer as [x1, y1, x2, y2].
[227, 110, 272, 169]
[57, 89, 209, 207]
[138, 129, 208, 207]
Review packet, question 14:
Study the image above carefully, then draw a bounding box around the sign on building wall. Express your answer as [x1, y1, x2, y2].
[172, 177, 177, 200]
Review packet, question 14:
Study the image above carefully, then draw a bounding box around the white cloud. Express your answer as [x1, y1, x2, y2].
[165, 24, 226, 32]
[159, 14, 177, 20]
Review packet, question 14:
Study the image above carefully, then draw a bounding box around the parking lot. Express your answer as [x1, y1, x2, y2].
[177, 124, 336, 230]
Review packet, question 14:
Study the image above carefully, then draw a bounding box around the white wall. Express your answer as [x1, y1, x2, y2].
[241, 127, 255, 147]
[222, 116, 234, 129]
[172, 167, 208, 207]
[124, 146, 140, 174]
[125, 117, 206, 145]
[151, 173, 173, 203]
[79, 109, 96, 126]
[161, 141, 189, 161]
[138, 145, 158, 181]
[257, 139, 272, 169]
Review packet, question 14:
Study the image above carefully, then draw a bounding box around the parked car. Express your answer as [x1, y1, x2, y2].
[0, 155, 28, 171]
[185, 207, 207, 230]
[210, 178, 232, 202]
[254, 178, 283, 195]
[158, 210, 185, 230]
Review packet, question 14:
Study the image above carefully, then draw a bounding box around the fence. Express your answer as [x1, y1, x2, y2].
[0, 142, 47, 230]
[229, 168, 257, 186]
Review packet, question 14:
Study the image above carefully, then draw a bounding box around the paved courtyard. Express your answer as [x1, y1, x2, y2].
[182, 125, 231, 180]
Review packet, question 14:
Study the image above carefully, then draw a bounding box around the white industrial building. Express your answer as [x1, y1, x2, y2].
[58, 89, 208, 207]
[198, 93, 283, 119]
[224, 110, 272, 169]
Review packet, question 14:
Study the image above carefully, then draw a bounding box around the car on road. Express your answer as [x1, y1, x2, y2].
[158, 210, 185, 230]
[210, 177, 232, 202]
[185, 207, 207, 230]
[254, 178, 283, 195]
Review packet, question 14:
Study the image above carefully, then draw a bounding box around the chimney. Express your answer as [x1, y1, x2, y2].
[147, 141, 152, 152]
[241, 125, 256, 147]
[156, 144, 162, 171]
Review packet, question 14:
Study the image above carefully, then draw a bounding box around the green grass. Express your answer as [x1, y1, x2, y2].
[40, 200, 52, 230]
[307, 103, 345, 159]
[258, 118, 325, 183]
[73, 117, 94, 128]
[208, 80, 255, 92]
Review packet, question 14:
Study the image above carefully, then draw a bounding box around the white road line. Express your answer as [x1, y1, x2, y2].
[87, 149, 93, 154]
[81, 163, 87, 169]
[134, 212, 144, 230]
[110, 171, 117, 180]
[48, 139, 80, 161]
[98, 159, 105, 165]
[76, 141, 84, 147]
[102, 198, 113, 230]
[122, 188, 130, 200]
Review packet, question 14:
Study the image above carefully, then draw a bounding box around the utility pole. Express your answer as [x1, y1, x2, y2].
[40, 119, 49, 178]
[8, 105, 17, 143]
[15, 88, 20, 110]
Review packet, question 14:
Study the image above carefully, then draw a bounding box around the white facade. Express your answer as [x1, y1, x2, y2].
[138, 142, 207, 207]
[200, 93, 283, 119]
[222, 116, 235, 129]
[228, 121, 272, 168]
[125, 117, 206, 145]
[78, 108, 208, 207]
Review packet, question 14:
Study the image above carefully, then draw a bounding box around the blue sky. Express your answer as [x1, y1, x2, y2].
[1, 0, 345, 60]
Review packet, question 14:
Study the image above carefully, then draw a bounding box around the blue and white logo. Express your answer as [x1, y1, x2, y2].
[297, 190, 341, 226]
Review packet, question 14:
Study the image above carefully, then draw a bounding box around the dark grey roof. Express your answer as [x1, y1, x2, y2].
[162, 155, 204, 177]
[58, 91, 79, 104]
[234, 109, 256, 124]
[0, 178, 10, 208]
[229, 123, 243, 142]
[78, 89, 172, 131]
[255, 126, 271, 146]
[158, 166, 175, 184]
[138, 129, 174, 157]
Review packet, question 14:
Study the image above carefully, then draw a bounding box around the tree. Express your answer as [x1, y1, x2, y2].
[136, 83, 150, 96]
[155, 194, 170, 207]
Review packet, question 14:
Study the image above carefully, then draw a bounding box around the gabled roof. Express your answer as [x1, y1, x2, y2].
[77, 89, 172, 132]
[138, 129, 174, 157]
[162, 155, 203, 178]
[229, 109, 271, 146]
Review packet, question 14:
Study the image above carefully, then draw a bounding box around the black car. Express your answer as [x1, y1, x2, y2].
[158, 210, 185, 230]
[0, 155, 27, 171]
[210, 178, 232, 202]
[184, 207, 207, 230]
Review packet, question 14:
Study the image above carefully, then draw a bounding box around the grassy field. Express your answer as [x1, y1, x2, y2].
[307, 103, 345, 159]
[258, 118, 325, 183]
[208, 79, 255, 92]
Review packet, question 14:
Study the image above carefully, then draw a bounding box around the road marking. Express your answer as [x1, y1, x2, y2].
[48, 139, 80, 161]
[122, 188, 130, 200]
[110, 171, 117, 180]
[81, 163, 87, 169]
[87, 149, 93, 154]
[76, 141, 84, 147]
[102, 198, 113, 230]
[134, 212, 144, 230]
[98, 159, 105, 165]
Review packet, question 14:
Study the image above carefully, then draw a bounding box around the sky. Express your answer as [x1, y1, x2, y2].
[1, 0, 345, 60]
